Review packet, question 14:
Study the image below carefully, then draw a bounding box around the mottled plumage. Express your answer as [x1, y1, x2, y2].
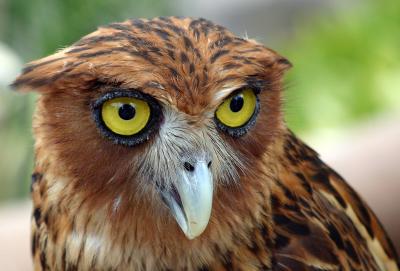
[13, 17, 398, 270]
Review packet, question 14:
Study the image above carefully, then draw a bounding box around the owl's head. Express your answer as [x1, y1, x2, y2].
[13, 17, 290, 240]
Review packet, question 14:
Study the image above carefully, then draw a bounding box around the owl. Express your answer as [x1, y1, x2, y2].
[12, 17, 398, 271]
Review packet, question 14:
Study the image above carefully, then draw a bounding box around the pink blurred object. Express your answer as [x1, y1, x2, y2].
[0, 201, 32, 271]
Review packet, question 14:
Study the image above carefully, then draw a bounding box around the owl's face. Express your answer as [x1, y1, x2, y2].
[14, 17, 290, 239]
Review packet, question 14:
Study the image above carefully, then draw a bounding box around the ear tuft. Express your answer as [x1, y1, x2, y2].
[275, 57, 293, 72]
[10, 51, 70, 93]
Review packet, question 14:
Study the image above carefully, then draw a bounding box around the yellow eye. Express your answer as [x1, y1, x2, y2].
[101, 97, 150, 136]
[215, 88, 257, 128]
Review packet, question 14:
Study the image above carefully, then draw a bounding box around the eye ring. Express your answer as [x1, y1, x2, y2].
[92, 89, 162, 146]
[214, 87, 260, 137]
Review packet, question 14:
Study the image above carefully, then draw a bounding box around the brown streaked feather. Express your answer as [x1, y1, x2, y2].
[273, 132, 399, 271]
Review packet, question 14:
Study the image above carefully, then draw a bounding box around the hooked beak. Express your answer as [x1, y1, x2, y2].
[161, 160, 213, 239]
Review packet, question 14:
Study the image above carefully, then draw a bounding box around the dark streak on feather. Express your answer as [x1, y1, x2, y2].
[222, 63, 242, 71]
[153, 28, 171, 41]
[327, 223, 345, 250]
[295, 172, 313, 194]
[210, 49, 229, 63]
[33, 208, 41, 227]
[274, 234, 290, 249]
[107, 23, 132, 32]
[345, 240, 360, 264]
[273, 214, 310, 236]
[312, 171, 347, 208]
[32, 233, 37, 255]
[31, 172, 43, 192]
[183, 36, 194, 50]
[180, 52, 189, 64]
[189, 63, 195, 74]
[22, 57, 67, 74]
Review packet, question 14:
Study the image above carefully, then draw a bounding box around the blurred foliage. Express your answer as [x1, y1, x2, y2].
[282, 0, 400, 133]
[0, 0, 399, 201]
[1, 0, 173, 59]
[0, 91, 35, 200]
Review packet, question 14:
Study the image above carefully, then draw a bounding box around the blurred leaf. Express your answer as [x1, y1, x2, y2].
[2, 0, 173, 60]
[282, 0, 400, 133]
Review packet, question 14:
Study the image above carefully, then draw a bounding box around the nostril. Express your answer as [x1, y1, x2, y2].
[184, 162, 195, 172]
[207, 161, 212, 168]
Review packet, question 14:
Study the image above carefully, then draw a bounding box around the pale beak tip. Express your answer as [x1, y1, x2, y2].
[182, 220, 209, 240]
[161, 160, 213, 240]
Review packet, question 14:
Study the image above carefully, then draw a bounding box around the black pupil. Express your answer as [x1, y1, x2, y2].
[118, 104, 136, 120]
[230, 94, 244, 112]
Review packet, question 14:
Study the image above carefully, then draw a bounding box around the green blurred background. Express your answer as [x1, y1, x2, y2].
[0, 0, 399, 202]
